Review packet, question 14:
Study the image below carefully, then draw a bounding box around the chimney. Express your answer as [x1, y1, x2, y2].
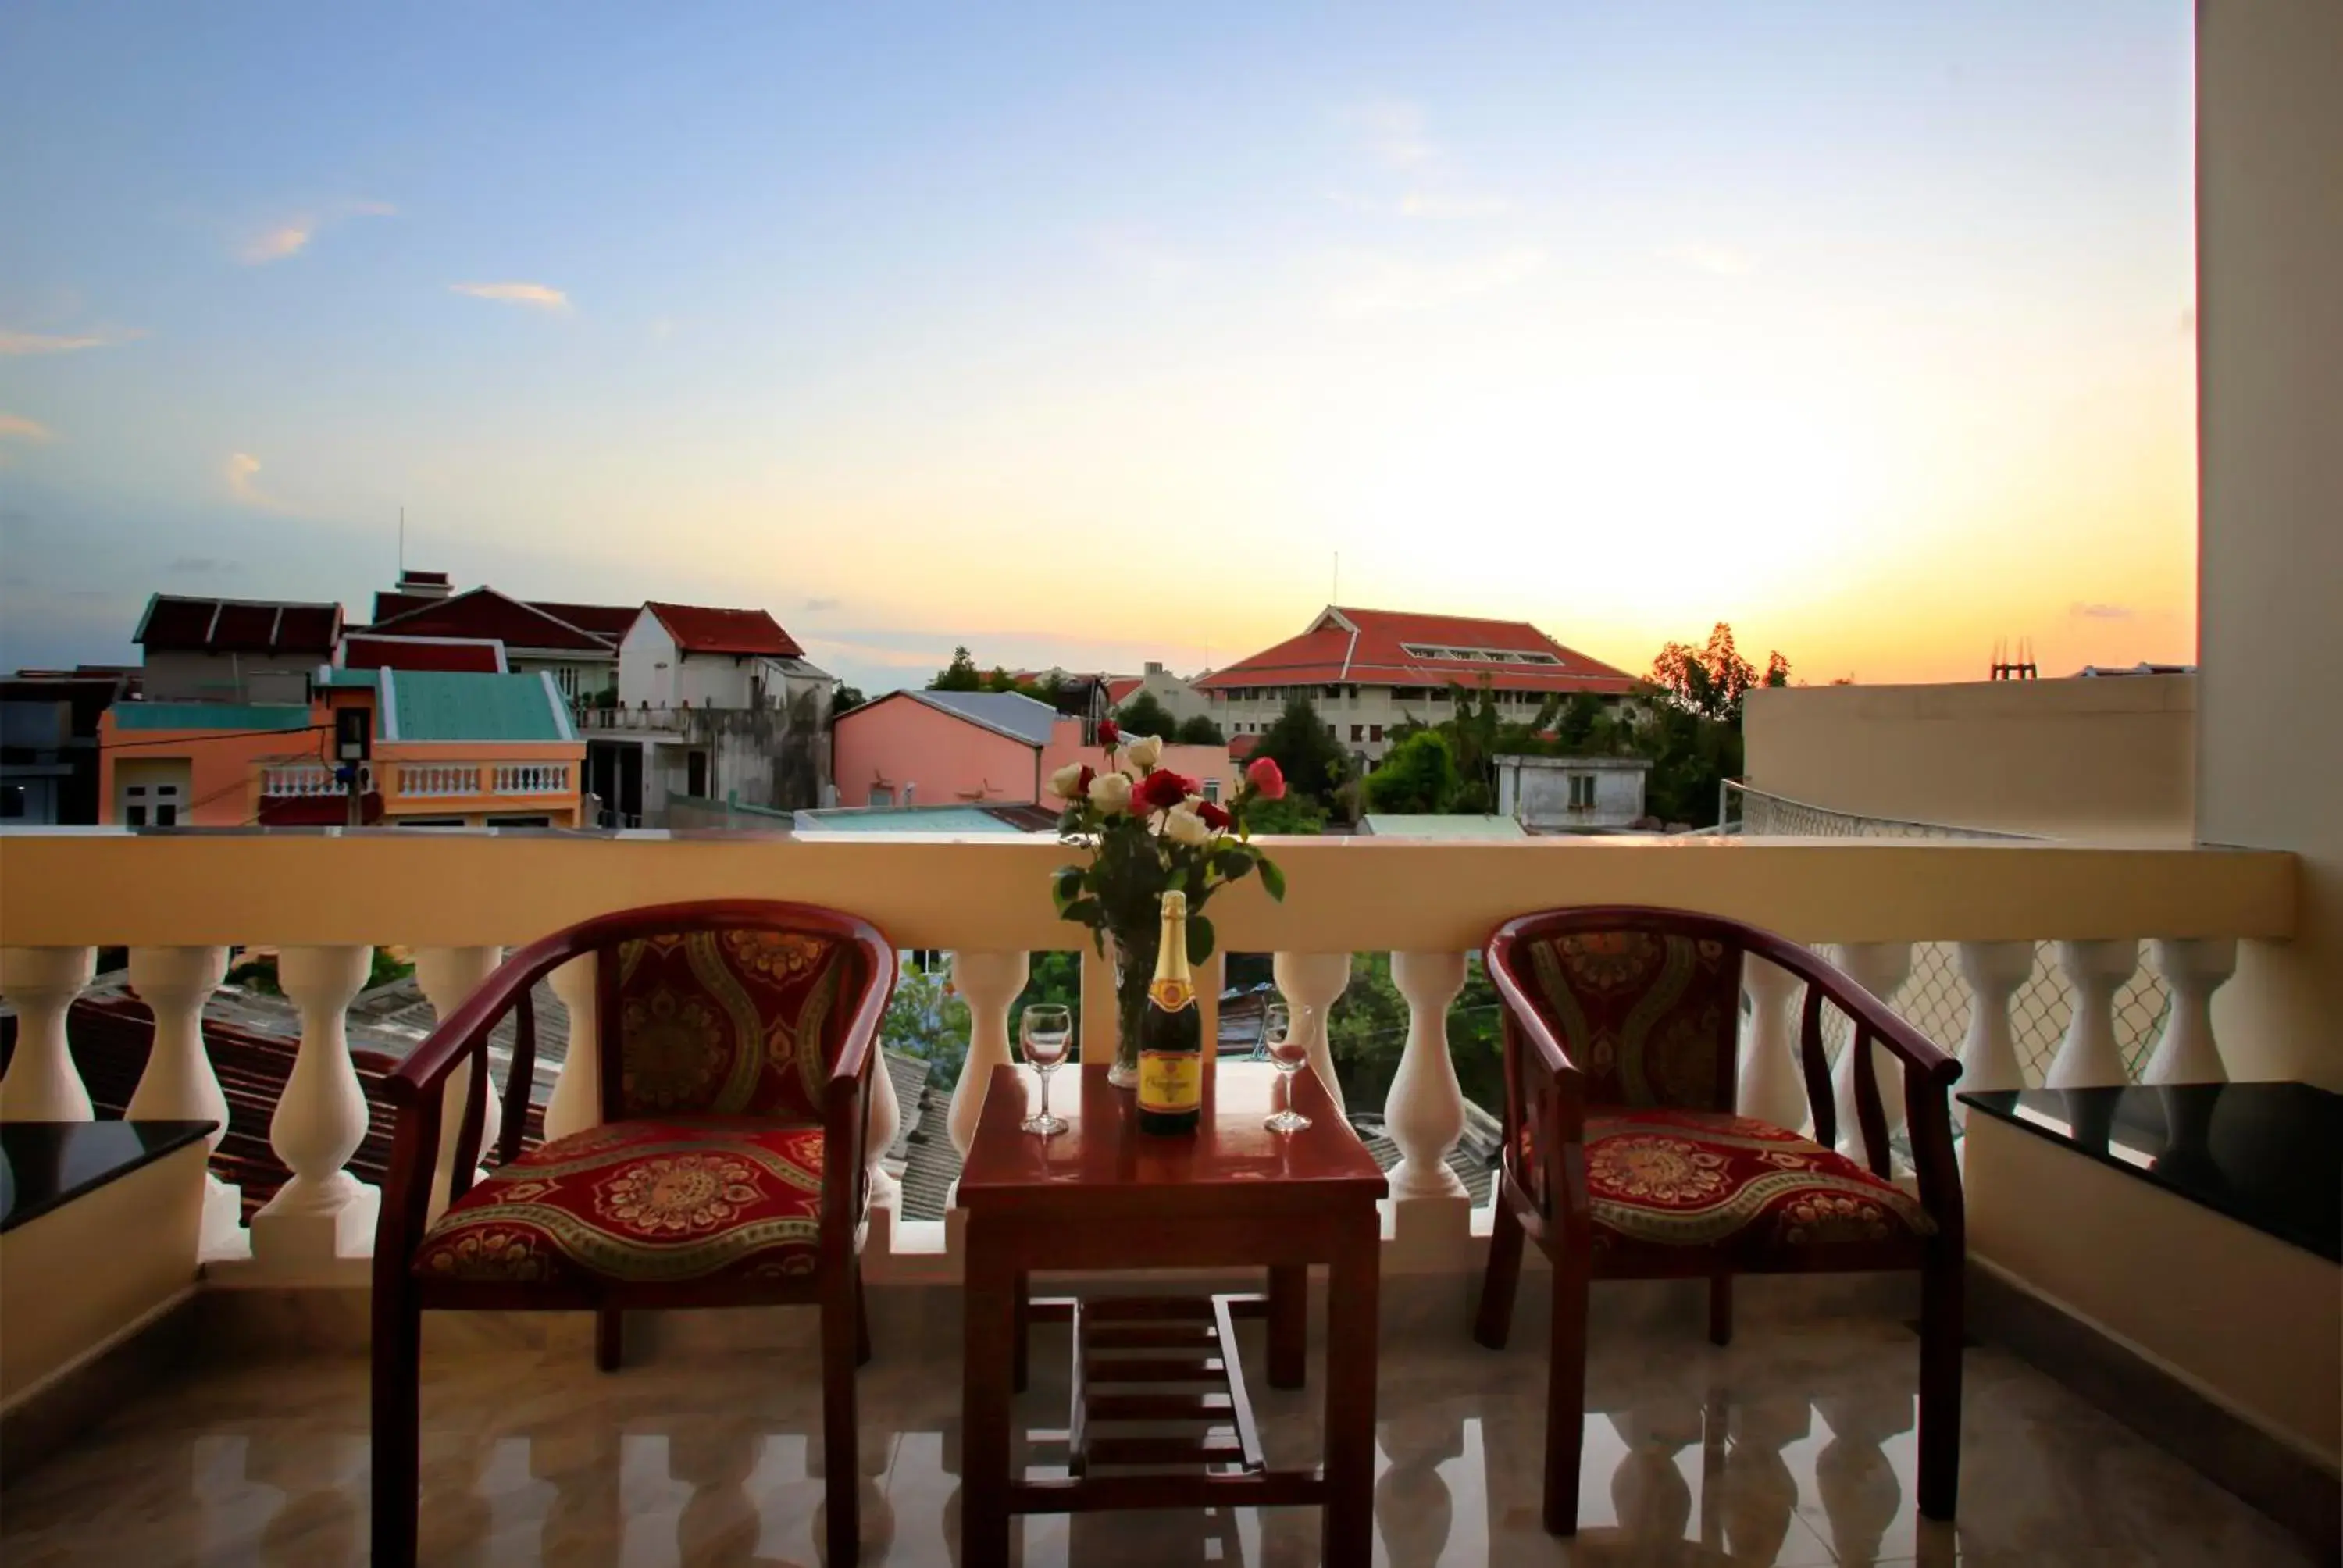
[396, 568, 453, 600]
[1145, 661, 1164, 675]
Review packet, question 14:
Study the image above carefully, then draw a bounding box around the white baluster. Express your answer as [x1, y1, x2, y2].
[947, 952, 1029, 1157]
[542, 954, 601, 1142]
[864, 1021, 903, 1213]
[125, 946, 241, 1249]
[0, 946, 96, 1121]
[1829, 942, 1913, 1157]
[1954, 942, 2035, 1100]
[252, 946, 378, 1263]
[415, 946, 505, 1223]
[2142, 939, 2236, 1085]
[1271, 951, 1352, 1117]
[2045, 940, 2140, 1089]
[1385, 951, 1468, 1199]
[1735, 954, 1806, 1131]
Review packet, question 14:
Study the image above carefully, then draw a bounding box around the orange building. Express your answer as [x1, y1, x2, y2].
[98, 669, 586, 829]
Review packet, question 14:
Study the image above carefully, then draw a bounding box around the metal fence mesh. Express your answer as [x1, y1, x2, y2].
[1729, 784, 2170, 1083]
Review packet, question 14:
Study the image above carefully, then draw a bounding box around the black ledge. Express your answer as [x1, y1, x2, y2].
[1959, 1081, 2341, 1265]
[0, 1121, 217, 1235]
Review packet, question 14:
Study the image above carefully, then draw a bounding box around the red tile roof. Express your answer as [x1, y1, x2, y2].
[363, 588, 615, 654]
[1193, 607, 1638, 695]
[1105, 677, 1143, 707]
[532, 601, 642, 640]
[341, 634, 507, 673]
[134, 595, 343, 655]
[644, 602, 803, 657]
[1227, 733, 1260, 761]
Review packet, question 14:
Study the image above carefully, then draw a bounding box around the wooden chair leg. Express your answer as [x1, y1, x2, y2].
[1707, 1275, 1733, 1347]
[369, 1290, 422, 1568]
[1543, 1252, 1590, 1536]
[822, 1280, 863, 1566]
[854, 1262, 873, 1367]
[595, 1308, 623, 1372]
[1475, 1197, 1526, 1350]
[1917, 1249, 1964, 1520]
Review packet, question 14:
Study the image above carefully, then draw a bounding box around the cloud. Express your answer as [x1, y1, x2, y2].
[449, 281, 572, 312]
[803, 596, 843, 613]
[238, 200, 397, 265]
[1326, 247, 1545, 319]
[0, 326, 141, 355]
[224, 452, 297, 513]
[0, 414, 56, 444]
[1346, 99, 1435, 169]
[1660, 243, 1758, 278]
[2069, 601, 2135, 621]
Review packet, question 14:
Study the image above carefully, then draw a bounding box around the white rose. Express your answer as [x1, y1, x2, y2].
[1123, 735, 1164, 772]
[1090, 772, 1134, 815]
[1048, 761, 1088, 801]
[1163, 804, 1211, 846]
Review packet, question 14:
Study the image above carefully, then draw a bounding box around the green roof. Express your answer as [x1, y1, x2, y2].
[383, 671, 571, 743]
[112, 703, 313, 732]
[793, 805, 1038, 836]
[1360, 814, 1528, 839]
[318, 668, 378, 690]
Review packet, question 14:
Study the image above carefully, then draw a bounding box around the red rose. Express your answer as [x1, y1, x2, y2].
[1077, 764, 1096, 796]
[1196, 799, 1232, 831]
[1098, 719, 1121, 747]
[1132, 768, 1193, 812]
[1246, 757, 1286, 800]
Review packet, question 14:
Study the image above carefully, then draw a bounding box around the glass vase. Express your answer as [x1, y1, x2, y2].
[1107, 923, 1160, 1089]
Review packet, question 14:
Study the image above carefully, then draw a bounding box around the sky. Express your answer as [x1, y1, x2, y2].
[0, 2, 2199, 693]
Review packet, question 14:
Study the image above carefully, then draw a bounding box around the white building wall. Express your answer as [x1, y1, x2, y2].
[1496, 756, 1649, 832]
[617, 615, 676, 708]
[1207, 684, 1623, 764]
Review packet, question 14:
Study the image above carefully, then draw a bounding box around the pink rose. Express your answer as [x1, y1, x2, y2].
[1246, 757, 1286, 800]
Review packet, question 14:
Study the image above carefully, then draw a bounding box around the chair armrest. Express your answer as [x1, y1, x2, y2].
[385, 927, 594, 1106]
[1739, 930, 1961, 1089]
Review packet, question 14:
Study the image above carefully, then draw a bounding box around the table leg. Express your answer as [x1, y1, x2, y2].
[1321, 1212, 1380, 1567]
[1012, 1270, 1030, 1394]
[1267, 1263, 1307, 1388]
[963, 1232, 1017, 1567]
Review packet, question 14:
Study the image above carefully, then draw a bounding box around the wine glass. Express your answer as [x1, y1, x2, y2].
[1258, 1001, 1312, 1133]
[1020, 1003, 1073, 1135]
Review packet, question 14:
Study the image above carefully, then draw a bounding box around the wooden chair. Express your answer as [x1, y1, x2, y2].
[369, 900, 897, 1567]
[1473, 906, 1963, 1536]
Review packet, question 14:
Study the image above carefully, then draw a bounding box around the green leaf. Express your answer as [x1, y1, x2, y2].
[1257, 856, 1286, 902]
[1052, 866, 1084, 911]
[1165, 867, 1187, 892]
[1186, 913, 1216, 964]
[1060, 897, 1101, 927]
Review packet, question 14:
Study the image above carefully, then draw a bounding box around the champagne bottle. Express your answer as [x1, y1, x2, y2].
[1136, 889, 1203, 1135]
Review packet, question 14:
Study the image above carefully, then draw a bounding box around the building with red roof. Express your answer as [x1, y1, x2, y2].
[1194, 605, 1639, 764]
[339, 634, 508, 674]
[361, 577, 624, 700]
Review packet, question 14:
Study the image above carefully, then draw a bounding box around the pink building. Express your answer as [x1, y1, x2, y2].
[832, 690, 1236, 811]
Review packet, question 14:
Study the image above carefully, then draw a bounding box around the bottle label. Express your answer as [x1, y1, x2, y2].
[1148, 977, 1193, 1010]
[1136, 1051, 1201, 1114]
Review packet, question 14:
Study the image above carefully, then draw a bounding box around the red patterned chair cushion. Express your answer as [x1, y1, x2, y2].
[413, 1120, 828, 1287]
[1582, 1108, 1935, 1264]
[1525, 931, 1740, 1110]
[615, 929, 851, 1121]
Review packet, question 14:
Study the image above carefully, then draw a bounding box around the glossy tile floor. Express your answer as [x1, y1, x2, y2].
[0, 1307, 2311, 1566]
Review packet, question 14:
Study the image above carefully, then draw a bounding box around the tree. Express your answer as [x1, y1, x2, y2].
[1325, 952, 1507, 1116]
[1364, 729, 1457, 814]
[1243, 793, 1328, 835]
[882, 965, 970, 1087]
[1646, 622, 1788, 727]
[928, 647, 982, 692]
[1174, 713, 1224, 746]
[831, 682, 868, 719]
[1115, 690, 1180, 740]
[1252, 696, 1349, 805]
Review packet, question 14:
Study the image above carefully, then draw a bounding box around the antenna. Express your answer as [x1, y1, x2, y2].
[398, 506, 405, 576]
[1331, 551, 1340, 605]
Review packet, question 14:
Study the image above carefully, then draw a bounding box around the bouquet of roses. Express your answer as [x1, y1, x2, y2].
[1049, 721, 1289, 1070]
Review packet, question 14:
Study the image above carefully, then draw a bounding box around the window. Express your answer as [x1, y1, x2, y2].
[1322, 684, 1343, 699]
[869, 785, 894, 807]
[686, 750, 709, 797]
[1202, 779, 1221, 803]
[1369, 725, 1382, 742]
[1350, 724, 1363, 742]
[1428, 688, 1450, 702]
[0, 785, 24, 819]
[1324, 722, 1336, 737]
[1569, 773, 1597, 811]
[122, 781, 186, 829]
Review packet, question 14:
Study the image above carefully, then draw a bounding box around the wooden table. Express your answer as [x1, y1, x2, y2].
[958, 1060, 1388, 1566]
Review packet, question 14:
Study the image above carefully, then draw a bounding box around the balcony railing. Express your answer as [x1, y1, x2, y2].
[394, 764, 479, 798]
[259, 764, 369, 798]
[490, 763, 572, 796]
[0, 831, 2295, 1287]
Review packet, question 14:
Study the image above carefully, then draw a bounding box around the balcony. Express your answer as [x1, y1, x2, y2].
[0, 828, 2321, 1563]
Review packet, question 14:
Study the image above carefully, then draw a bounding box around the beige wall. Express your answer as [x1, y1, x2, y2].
[2195, 0, 2343, 1086]
[1742, 677, 2195, 838]
[1966, 1114, 2339, 1467]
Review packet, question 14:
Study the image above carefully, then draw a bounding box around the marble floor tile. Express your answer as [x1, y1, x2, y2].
[0, 1308, 2315, 1566]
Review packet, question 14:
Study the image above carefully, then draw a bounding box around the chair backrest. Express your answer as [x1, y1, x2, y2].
[1485, 907, 1755, 1225]
[591, 903, 889, 1124]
